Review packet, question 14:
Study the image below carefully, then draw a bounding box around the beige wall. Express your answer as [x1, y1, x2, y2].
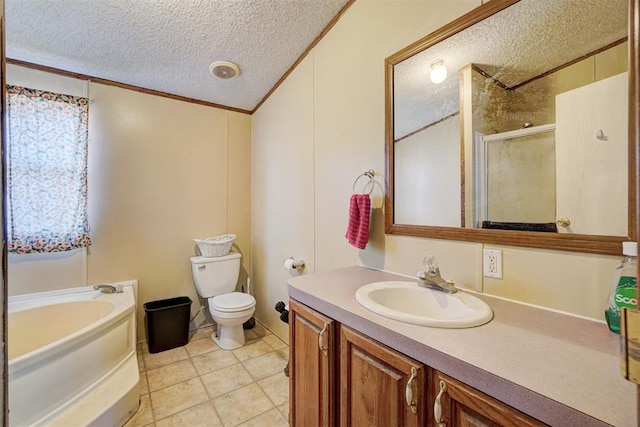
[252, 0, 621, 342]
[6, 65, 251, 340]
[251, 56, 315, 339]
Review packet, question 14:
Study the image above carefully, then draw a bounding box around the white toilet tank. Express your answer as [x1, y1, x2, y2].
[190, 251, 241, 298]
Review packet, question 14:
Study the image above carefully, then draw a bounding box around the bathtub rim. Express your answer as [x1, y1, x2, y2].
[8, 279, 137, 306]
[8, 280, 137, 371]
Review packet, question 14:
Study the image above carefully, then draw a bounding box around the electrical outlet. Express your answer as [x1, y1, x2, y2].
[483, 249, 503, 279]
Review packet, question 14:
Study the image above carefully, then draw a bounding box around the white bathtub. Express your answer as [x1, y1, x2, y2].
[8, 282, 140, 426]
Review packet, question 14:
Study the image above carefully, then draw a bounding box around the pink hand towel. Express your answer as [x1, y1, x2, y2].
[345, 194, 371, 249]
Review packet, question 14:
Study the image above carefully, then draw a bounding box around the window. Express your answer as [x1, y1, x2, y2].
[6, 85, 92, 253]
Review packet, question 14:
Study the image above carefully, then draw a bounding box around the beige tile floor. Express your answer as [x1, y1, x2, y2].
[125, 323, 290, 427]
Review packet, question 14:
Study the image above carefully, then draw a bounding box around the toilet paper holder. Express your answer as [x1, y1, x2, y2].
[283, 257, 305, 270]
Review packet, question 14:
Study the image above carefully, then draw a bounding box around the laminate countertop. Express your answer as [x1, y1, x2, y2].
[288, 266, 637, 426]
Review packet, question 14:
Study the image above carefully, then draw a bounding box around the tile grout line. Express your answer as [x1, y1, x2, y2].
[253, 371, 289, 411]
[196, 373, 226, 426]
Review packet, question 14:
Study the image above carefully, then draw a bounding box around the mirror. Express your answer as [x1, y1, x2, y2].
[385, 0, 636, 255]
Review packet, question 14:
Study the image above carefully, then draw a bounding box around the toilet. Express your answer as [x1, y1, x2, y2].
[190, 251, 256, 350]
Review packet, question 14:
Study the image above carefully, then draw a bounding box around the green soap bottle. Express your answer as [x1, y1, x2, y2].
[605, 242, 638, 334]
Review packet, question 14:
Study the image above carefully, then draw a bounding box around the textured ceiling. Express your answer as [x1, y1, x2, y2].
[5, 0, 351, 112]
[394, 0, 628, 139]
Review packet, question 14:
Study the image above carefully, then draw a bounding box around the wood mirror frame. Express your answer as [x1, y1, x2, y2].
[384, 0, 637, 256]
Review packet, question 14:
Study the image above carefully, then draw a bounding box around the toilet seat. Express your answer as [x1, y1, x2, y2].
[210, 292, 255, 313]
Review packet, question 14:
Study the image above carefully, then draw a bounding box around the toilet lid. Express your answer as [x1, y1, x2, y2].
[211, 292, 255, 312]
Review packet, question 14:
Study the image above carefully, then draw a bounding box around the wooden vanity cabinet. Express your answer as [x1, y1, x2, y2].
[289, 299, 336, 426]
[289, 300, 426, 426]
[289, 299, 544, 427]
[340, 326, 427, 426]
[429, 370, 545, 427]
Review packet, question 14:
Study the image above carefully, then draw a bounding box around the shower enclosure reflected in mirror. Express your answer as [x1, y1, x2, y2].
[385, 0, 635, 255]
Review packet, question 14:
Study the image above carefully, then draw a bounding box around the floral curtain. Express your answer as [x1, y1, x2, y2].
[6, 85, 92, 253]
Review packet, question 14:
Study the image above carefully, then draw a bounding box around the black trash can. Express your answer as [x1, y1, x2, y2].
[144, 296, 192, 354]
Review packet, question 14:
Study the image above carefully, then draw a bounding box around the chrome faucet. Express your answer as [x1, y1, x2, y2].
[93, 284, 122, 294]
[417, 256, 457, 294]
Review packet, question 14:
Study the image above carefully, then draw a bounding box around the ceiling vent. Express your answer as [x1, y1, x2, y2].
[209, 61, 240, 79]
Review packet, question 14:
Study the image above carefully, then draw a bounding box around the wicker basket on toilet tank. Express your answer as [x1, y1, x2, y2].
[193, 234, 236, 258]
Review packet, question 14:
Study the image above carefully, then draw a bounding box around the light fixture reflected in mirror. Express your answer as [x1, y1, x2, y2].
[429, 61, 447, 84]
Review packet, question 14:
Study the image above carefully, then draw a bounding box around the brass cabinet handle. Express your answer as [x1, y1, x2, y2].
[434, 380, 447, 427]
[556, 217, 571, 227]
[318, 323, 328, 356]
[405, 367, 418, 414]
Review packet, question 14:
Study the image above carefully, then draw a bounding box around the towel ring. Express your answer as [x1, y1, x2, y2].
[352, 169, 375, 195]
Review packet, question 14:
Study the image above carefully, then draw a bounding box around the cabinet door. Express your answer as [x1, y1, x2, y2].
[289, 299, 336, 427]
[340, 326, 426, 426]
[430, 370, 545, 427]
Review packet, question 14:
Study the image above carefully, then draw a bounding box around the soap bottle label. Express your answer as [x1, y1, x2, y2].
[614, 277, 638, 309]
[605, 275, 637, 334]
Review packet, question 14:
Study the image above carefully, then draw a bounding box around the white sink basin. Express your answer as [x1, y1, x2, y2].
[355, 281, 493, 328]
